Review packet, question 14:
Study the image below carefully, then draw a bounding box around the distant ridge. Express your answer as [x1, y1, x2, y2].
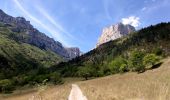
[0, 9, 80, 59]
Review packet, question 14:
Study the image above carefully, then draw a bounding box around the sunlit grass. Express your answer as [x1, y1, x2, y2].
[77, 58, 170, 100]
[1, 58, 170, 100]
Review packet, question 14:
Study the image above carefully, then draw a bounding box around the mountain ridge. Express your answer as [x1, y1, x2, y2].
[0, 9, 80, 59]
[53, 22, 170, 77]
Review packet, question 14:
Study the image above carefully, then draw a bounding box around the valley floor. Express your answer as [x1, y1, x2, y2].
[1, 58, 170, 100]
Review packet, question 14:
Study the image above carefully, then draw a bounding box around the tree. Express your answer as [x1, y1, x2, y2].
[143, 54, 160, 68]
[109, 57, 128, 74]
[50, 72, 62, 84]
[128, 51, 145, 72]
[0, 79, 14, 93]
[78, 66, 92, 80]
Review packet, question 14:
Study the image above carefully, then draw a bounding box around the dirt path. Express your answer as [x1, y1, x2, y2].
[68, 84, 87, 100]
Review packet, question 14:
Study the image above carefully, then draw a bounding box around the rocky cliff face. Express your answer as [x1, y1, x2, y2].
[66, 47, 81, 59]
[0, 9, 80, 59]
[97, 23, 135, 46]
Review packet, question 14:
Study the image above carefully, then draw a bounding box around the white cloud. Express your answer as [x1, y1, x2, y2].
[103, 0, 112, 20]
[141, 7, 147, 11]
[121, 16, 140, 27]
[36, 7, 75, 40]
[12, 0, 70, 46]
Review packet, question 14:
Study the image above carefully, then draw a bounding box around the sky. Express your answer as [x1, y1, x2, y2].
[0, 0, 170, 52]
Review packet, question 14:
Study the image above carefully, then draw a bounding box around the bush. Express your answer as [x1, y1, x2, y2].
[153, 47, 163, 56]
[77, 66, 92, 80]
[128, 51, 145, 72]
[33, 75, 48, 83]
[97, 65, 110, 76]
[109, 57, 128, 74]
[0, 79, 14, 93]
[143, 54, 160, 69]
[119, 64, 128, 73]
[49, 72, 63, 84]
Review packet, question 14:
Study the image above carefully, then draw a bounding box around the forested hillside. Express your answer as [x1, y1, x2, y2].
[0, 22, 63, 93]
[53, 22, 170, 79]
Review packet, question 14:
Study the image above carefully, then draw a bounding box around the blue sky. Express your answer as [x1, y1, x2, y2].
[0, 0, 170, 52]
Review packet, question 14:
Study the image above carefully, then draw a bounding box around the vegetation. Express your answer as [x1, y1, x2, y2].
[76, 58, 170, 100]
[52, 22, 170, 80]
[0, 79, 14, 93]
[0, 22, 63, 93]
[109, 56, 128, 74]
[143, 53, 160, 69]
[78, 65, 93, 80]
[3, 57, 170, 100]
[128, 51, 145, 72]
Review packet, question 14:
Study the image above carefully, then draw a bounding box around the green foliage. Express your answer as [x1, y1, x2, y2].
[143, 54, 160, 68]
[49, 72, 63, 84]
[128, 51, 145, 72]
[0, 79, 14, 93]
[109, 57, 128, 74]
[0, 23, 65, 93]
[153, 47, 163, 56]
[78, 66, 92, 80]
[119, 64, 128, 73]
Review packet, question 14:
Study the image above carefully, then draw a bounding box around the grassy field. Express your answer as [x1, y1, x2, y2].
[1, 58, 170, 100]
[0, 78, 83, 100]
[77, 58, 170, 100]
[0, 84, 71, 100]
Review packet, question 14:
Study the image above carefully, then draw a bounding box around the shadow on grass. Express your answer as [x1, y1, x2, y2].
[149, 62, 163, 70]
[138, 62, 163, 74]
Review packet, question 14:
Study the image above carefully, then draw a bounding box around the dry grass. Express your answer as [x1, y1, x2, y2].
[0, 84, 71, 100]
[1, 58, 170, 100]
[77, 58, 170, 100]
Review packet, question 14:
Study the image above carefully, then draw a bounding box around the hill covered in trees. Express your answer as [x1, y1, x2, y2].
[0, 22, 63, 93]
[52, 22, 170, 79]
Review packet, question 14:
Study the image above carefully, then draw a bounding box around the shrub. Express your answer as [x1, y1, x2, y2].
[77, 66, 92, 80]
[34, 75, 48, 83]
[97, 65, 110, 76]
[143, 54, 160, 69]
[109, 57, 128, 74]
[49, 72, 63, 84]
[119, 64, 128, 73]
[128, 51, 145, 72]
[153, 47, 163, 56]
[0, 79, 14, 93]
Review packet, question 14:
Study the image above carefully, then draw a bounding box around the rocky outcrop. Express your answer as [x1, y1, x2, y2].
[0, 9, 80, 59]
[97, 23, 135, 46]
[66, 47, 81, 59]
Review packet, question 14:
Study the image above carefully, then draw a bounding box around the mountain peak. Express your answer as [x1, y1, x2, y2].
[0, 9, 5, 14]
[97, 23, 135, 46]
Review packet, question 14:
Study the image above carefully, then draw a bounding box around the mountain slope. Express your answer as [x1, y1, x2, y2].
[0, 9, 80, 59]
[0, 18, 66, 93]
[0, 21, 64, 79]
[53, 22, 170, 77]
[0, 21, 63, 64]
